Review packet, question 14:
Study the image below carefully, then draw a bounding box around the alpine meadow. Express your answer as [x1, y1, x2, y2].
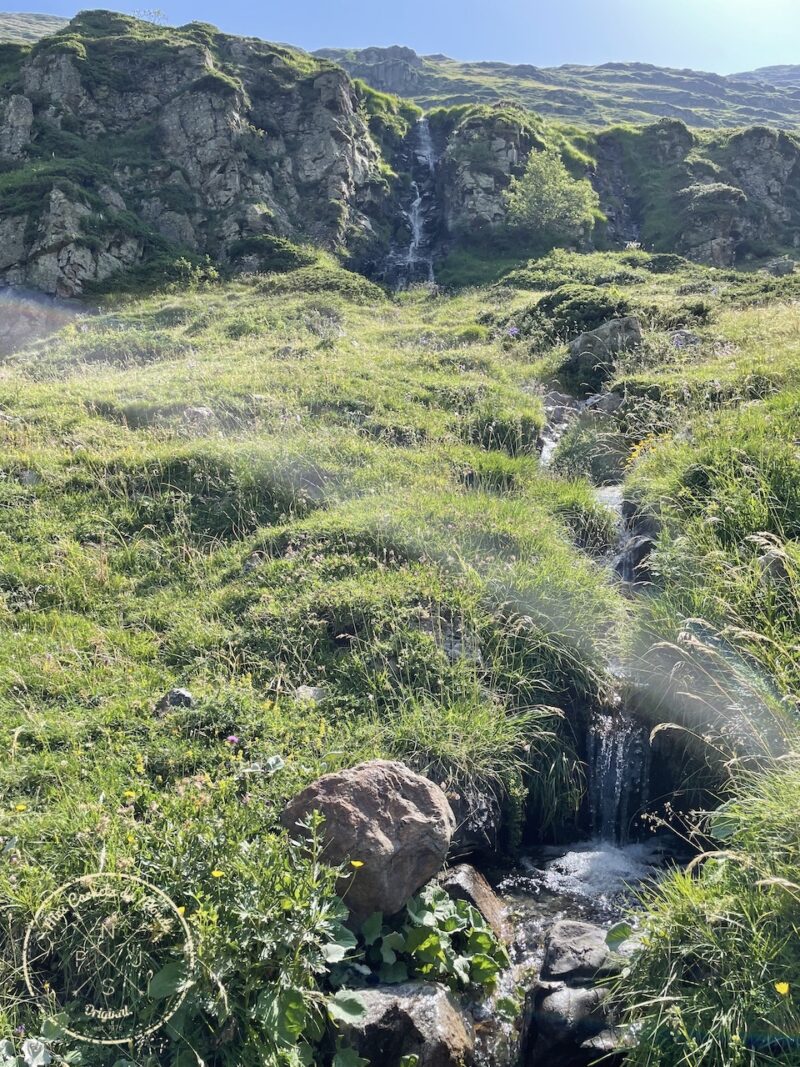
[0, 7, 799, 1067]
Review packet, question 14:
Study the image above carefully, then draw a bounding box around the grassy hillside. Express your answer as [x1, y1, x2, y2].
[0, 11, 66, 41]
[0, 249, 799, 1062]
[318, 47, 800, 128]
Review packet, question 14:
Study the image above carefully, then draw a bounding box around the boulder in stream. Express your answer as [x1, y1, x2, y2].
[438, 863, 509, 940]
[335, 981, 474, 1067]
[565, 316, 643, 390]
[281, 760, 455, 921]
[541, 920, 618, 982]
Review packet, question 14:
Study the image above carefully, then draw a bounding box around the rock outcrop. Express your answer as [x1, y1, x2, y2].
[335, 982, 475, 1067]
[530, 920, 631, 1065]
[281, 759, 455, 922]
[0, 11, 394, 294]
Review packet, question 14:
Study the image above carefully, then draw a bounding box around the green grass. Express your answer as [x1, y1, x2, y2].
[1, 251, 800, 1063]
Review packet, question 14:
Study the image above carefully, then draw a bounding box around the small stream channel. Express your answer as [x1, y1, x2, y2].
[478, 383, 672, 1065]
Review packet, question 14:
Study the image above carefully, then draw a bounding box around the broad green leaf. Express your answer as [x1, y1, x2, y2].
[380, 930, 405, 964]
[323, 923, 358, 963]
[361, 911, 383, 947]
[470, 952, 501, 985]
[39, 1018, 67, 1043]
[466, 929, 495, 955]
[606, 920, 633, 951]
[0, 1040, 19, 1067]
[709, 801, 739, 842]
[332, 1049, 369, 1067]
[21, 1041, 50, 1067]
[327, 990, 368, 1025]
[379, 960, 409, 984]
[148, 960, 189, 1000]
[495, 994, 522, 1021]
[453, 954, 472, 985]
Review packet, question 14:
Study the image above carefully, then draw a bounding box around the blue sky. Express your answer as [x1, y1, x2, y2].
[16, 0, 800, 73]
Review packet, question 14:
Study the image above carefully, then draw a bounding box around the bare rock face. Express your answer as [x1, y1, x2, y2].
[335, 982, 474, 1067]
[0, 12, 390, 295]
[566, 317, 643, 390]
[281, 760, 455, 922]
[0, 95, 33, 160]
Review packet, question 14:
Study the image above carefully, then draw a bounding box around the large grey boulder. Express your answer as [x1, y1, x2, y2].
[335, 982, 474, 1067]
[281, 760, 455, 922]
[565, 317, 643, 390]
[541, 920, 617, 983]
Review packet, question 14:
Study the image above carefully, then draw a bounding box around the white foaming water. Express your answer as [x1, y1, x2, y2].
[532, 837, 665, 908]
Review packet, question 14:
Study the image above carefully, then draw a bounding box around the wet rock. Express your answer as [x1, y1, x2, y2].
[281, 760, 455, 922]
[534, 983, 609, 1044]
[614, 532, 656, 584]
[335, 982, 474, 1067]
[584, 391, 624, 415]
[294, 684, 328, 703]
[580, 1026, 629, 1060]
[541, 920, 617, 983]
[155, 687, 195, 713]
[445, 780, 503, 857]
[543, 389, 584, 423]
[565, 317, 643, 390]
[438, 864, 509, 940]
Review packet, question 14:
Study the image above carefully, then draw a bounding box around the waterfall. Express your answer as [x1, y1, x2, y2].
[392, 118, 437, 287]
[588, 704, 651, 844]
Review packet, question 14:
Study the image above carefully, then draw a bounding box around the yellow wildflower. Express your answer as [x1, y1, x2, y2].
[14, 803, 27, 812]
[211, 869, 225, 879]
[350, 860, 364, 869]
[776, 982, 791, 996]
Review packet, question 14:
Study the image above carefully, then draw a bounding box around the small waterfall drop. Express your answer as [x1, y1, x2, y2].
[392, 118, 438, 287]
[588, 703, 652, 844]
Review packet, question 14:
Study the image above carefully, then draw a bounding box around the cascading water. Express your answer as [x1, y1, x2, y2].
[587, 703, 652, 844]
[392, 118, 438, 287]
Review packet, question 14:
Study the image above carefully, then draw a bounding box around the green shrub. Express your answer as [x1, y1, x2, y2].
[505, 147, 601, 242]
[228, 235, 317, 273]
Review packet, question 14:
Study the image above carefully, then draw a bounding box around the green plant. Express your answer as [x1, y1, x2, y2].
[505, 147, 600, 242]
[334, 884, 515, 1008]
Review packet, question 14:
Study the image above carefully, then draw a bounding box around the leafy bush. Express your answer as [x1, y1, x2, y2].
[505, 147, 600, 242]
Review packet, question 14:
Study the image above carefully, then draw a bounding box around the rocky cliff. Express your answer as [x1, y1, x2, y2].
[1, 13, 800, 296]
[0, 11, 403, 294]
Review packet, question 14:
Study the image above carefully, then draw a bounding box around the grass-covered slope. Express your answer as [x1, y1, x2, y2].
[0, 11, 66, 42]
[0, 259, 627, 1061]
[0, 250, 799, 1063]
[317, 47, 800, 129]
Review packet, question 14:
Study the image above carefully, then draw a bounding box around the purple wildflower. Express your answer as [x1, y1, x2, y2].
[225, 735, 240, 745]
[507, 325, 520, 338]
